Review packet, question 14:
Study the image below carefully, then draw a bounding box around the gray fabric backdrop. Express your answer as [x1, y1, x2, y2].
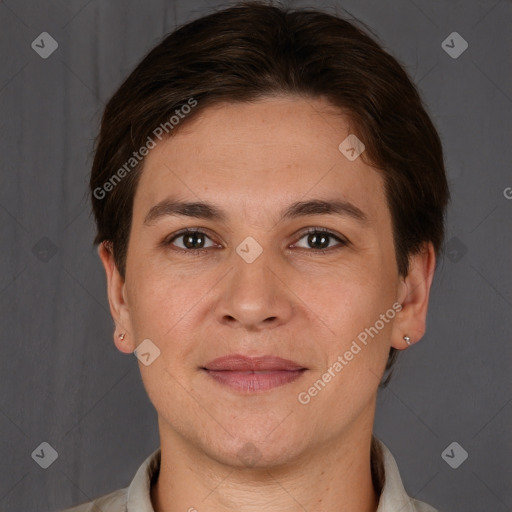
[1, 1, 511, 511]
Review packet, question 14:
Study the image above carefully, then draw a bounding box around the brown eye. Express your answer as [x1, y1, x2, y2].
[167, 230, 216, 250]
[306, 232, 330, 250]
[183, 232, 206, 249]
[294, 229, 347, 251]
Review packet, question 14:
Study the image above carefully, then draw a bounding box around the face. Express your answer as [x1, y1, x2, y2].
[101, 97, 433, 468]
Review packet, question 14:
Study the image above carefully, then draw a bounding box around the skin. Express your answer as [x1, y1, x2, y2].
[99, 96, 435, 512]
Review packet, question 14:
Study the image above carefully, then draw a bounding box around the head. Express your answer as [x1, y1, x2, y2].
[92, 2, 448, 467]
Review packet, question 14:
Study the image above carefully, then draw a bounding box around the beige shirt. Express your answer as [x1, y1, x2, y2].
[62, 438, 438, 512]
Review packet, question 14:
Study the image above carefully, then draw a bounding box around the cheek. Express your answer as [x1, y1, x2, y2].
[306, 262, 388, 323]
[126, 266, 184, 337]
[302, 264, 396, 373]
[126, 262, 220, 356]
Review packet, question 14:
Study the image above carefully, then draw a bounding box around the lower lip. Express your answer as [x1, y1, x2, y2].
[204, 369, 306, 392]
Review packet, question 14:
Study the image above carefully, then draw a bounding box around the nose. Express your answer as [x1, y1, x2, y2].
[214, 247, 294, 331]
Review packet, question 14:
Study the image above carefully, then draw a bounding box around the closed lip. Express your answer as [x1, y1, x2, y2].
[202, 354, 306, 372]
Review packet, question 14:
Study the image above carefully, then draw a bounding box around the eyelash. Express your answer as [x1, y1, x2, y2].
[161, 227, 349, 255]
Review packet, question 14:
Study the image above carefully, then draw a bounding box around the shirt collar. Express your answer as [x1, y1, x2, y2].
[126, 438, 426, 512]
[375, 439, 426, 512]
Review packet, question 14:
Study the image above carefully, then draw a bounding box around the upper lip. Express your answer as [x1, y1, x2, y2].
[203, 354, 306, 371]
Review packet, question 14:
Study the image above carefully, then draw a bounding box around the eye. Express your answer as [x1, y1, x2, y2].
[165, 230, 217, 251]
[293, 228, 348, 251]
[162, 227, 347, 254]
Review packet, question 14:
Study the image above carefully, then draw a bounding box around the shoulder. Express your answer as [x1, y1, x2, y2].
[411, 497, 439, 512]
[60, 487, 127, 512]
[60, 447, 160, 512]
[375, 438, 440, 512]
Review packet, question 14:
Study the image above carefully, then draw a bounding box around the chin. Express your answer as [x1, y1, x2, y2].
[199, 427, 304, 470]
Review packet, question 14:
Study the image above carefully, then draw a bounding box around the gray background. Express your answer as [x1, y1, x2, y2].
[0, 0, 511, 511]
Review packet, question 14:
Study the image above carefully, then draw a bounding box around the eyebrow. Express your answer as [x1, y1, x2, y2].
[143, 198, 367, 226]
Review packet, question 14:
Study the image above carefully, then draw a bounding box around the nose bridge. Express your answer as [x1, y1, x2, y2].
[216, 240, 292, 328]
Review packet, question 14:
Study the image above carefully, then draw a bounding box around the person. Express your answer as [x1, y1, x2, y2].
[63, 1, 449, 511]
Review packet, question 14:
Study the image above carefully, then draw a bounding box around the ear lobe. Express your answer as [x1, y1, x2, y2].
[391, 243, 436, 350]
[97, 242, 135, 354]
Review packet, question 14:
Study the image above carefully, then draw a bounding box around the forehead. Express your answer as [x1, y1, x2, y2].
[132, 97, 388, 223]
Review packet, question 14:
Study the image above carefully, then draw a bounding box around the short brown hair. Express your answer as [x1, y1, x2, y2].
[90, 1, 449, 385]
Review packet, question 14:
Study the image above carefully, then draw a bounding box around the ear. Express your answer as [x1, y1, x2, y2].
[97, 242, 136, 354]
[391, 242, 436, 350]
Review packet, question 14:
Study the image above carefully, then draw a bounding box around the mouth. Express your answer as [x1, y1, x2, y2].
[201, 354, 308, 393]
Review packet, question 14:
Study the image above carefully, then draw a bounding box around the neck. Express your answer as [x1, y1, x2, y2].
[151, 420, 380, 512]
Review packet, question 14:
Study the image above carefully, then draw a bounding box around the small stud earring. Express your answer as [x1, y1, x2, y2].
[403, 335, 411, 346]
[119, 332, 126, 340]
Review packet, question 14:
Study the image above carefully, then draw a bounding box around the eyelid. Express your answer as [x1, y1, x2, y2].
[162, 227, 220, 250]
[291, 227, 349, 249]
[162, 226, 349, 252]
